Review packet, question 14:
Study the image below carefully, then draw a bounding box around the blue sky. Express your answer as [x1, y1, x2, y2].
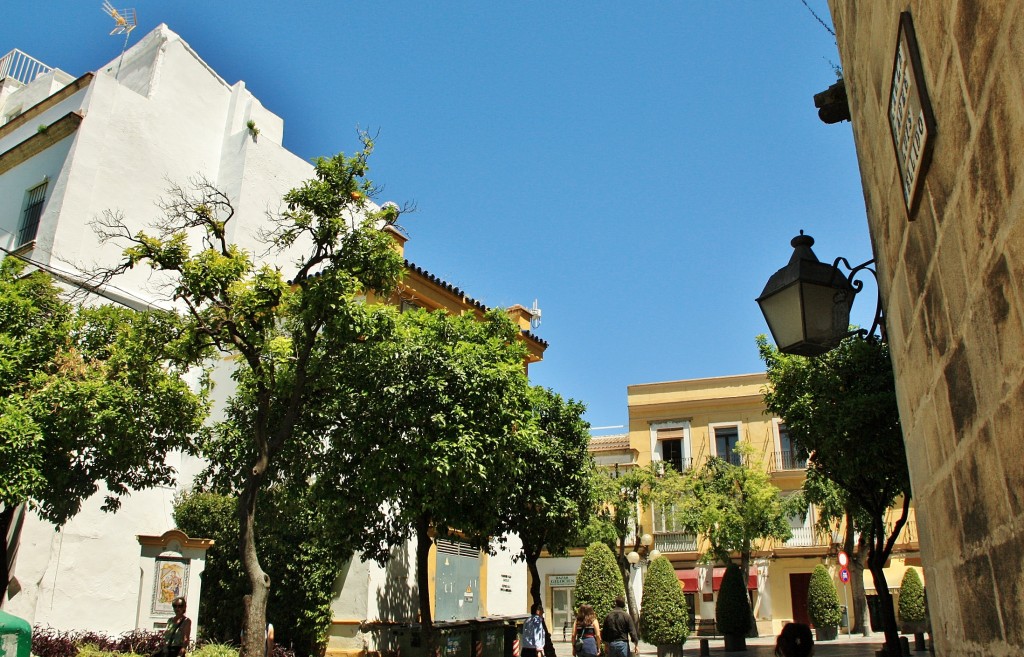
[2, 2, 876, 432]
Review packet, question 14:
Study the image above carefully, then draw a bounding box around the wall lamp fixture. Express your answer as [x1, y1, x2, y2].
[756, 232, 884, 357]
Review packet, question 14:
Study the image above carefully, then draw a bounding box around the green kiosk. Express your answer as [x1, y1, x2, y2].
[0, 610, 31, 657]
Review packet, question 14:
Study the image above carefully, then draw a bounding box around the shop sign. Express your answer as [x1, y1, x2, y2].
[889, 12, 936, 220]
[549, 575, 576, 587]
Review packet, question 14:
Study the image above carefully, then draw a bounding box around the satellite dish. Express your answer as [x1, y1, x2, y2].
[529, 299, 542, 330]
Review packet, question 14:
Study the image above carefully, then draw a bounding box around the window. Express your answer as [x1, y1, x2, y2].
[713, 425, 741, 466]
[653, 424, 689, 472]
[777, 424, 808, 470]
[19, 181, 47, 245]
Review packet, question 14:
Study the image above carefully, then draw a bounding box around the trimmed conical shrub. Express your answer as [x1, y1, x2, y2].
[574, 542, 623, 621]
[898, 567, 926, 624]
[716, 563, 752, 636]
[807, 564, 842, 628]
[639, 556, 690, 645]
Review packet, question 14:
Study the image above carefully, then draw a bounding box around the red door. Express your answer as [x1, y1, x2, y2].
[790, 573, 812, 626]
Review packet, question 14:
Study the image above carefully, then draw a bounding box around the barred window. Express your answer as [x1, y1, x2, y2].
[19, 181, 47, 245]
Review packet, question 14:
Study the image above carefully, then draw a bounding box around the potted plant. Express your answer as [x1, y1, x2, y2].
[574, 542, 624, 621]
[639, 556, 690, 657]
[898, 567, 927, 648]
[716, 563, 751, 651]
[807, 564, 842, 641]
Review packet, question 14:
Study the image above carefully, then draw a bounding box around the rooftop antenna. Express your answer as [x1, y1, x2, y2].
[529, 298, 542, 330]
[102, 2, 137, 79]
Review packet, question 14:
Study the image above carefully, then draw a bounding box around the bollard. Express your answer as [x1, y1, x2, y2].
[900, 636, 911, 656]
[699, 639, 709, 656]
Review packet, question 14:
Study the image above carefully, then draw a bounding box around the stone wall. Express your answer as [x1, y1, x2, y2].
[828, 2, 1024, 656]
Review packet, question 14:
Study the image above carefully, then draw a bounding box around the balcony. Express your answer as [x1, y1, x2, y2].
[0, 49, 52, 86]
[654, 531, 697, 552]
[887, 519, 918, 545]
[772, 449, 809, 471]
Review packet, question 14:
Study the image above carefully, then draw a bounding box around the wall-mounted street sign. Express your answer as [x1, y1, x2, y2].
[889, 12, 936, 220]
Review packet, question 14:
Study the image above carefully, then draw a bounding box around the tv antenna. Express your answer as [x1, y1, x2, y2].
[102, 2, 137, 79]
[529, 298, 542, 330]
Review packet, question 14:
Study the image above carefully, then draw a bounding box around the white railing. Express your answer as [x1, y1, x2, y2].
[0, 49, 52, 85]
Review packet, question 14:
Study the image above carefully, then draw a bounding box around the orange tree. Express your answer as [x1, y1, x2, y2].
[94, 135, 404, 657]
[759, 334, 910, 655]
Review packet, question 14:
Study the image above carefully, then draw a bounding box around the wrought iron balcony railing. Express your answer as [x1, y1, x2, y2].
[654, 531, 698, 552]
[772, 449, 809, 471]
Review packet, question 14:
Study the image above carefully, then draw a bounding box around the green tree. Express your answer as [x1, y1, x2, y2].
[174, 489, 345, 656]
[898, 568, 925, 626]
[715, 563, 751, 640]
[760, 334, 910, 654]
[502, 386, 594, 608]
[638, 556, 690, 646]
[589, 463, 687, 626]
[574, 542, 623, 621]
[675, 445, 793, 636]
[312, 307, 540, 648]
[94, 136, 405, 657]
[807, 564, 842, 630]
[0, 257, 208, 600]
[796, 467, 871, 634]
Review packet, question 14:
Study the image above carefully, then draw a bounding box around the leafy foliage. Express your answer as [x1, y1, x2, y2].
[31, 627, 163, 657]
[638, 556, 690, 645]
[807, 564, 842, 628]
[190, 644, 240, 657]
[499, 386, 594, 605]
[94, 135, 405, 657]
[173, 489, 346, 657]
[715, 563, 751, 636]
[587, 462, 688, 623]
[760, 334, 910, 652]
[898, 568, 926, 625]
[675, 447, 793, 566]
[574, 542, 623, 621]
[0, 257, 209, 598]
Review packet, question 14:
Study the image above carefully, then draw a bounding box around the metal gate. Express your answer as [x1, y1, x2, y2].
[435, 539, 480, 621]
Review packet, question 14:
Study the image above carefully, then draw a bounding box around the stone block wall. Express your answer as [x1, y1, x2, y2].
[828, 2, 1024, 656]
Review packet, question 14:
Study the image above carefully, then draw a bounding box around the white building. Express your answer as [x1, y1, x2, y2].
[1, 27, 532, 652]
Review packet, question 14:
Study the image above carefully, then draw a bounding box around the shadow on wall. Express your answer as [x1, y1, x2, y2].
[377, 541, 419, 622]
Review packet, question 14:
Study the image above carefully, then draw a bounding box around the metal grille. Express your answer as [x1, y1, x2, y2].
[435, 539, 479, 559]
[19, 182, 47, 245]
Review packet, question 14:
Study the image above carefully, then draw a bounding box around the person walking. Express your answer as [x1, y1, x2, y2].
[572, 605, 602, 657]
[522, 603, 549, 657]
[602, 596, 639, 657]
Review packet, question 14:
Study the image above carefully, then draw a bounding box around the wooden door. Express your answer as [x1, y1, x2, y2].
[789, 573, 812, 626]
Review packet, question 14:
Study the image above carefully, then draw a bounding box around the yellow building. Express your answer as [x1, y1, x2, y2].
[627, 373, 921, 636]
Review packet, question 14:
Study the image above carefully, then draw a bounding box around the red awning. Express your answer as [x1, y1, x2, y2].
[675, 568, 699, 593]
[711, 566, 758, 591]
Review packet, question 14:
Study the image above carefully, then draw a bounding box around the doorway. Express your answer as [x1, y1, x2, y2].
[789, 573, 812, 626]
[551, 587, 575, 640]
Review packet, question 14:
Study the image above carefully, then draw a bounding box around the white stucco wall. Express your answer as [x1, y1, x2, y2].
[1, 25, 318, 636]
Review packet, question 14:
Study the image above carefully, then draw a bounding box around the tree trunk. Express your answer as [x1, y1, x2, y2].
[239, 465, 270, 657]
[741, 550, 758, 638]
[619, 554, 640, 628]
[867, 517, 900, 655]
[416, 514, 437, 656]
[526, 549, 543, 608]
[850, 527, 870, 635]
[0, 504, 15, 605]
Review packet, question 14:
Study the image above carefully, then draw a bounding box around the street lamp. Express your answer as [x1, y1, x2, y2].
[757, 232, 884, 356]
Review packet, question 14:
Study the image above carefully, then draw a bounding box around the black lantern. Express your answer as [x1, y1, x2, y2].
[756, 232, 859, 357]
